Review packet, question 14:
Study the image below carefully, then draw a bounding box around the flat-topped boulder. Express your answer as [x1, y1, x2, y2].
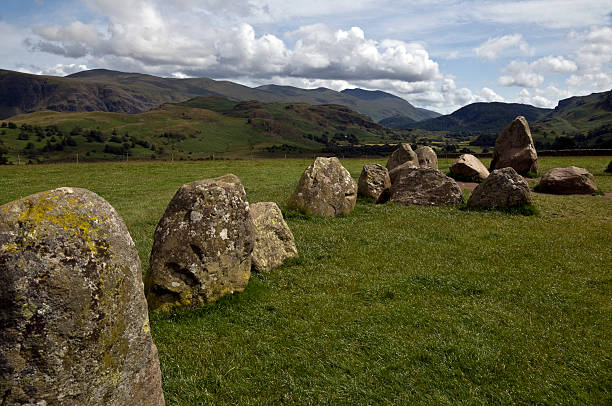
[490, 116, 538, 175]
[386, 143, 419, 171]
[250, 202, 298, 272]
[358, 163, 391, 202]
[287, 157, 357, 217]
[146, 174, 254, 312]
[390, 166, 463, 206]
[449, 154, 490, 182]
[468, 167, 531, 209]
[415, 146, 438, 169]
[537, 166, 597, 194]
[0, 187, 164, 406]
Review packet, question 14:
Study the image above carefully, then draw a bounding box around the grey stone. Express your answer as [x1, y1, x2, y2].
[250, 202, 298, 272]
[146, 174, 254, 312]
[449, 154, 490, 182]
[358, 164, 391, 201]
[389, 161, 419, 185]
[287, 157, 357, 217]
[390, 166, 463, 206]
[468, 167, 531, 208]
[490, 116, 538, 175]
[538, 166, 597, 194]
[415, 146, 438, 169]
[0, 187, 164, 406]
[386, 143, 419, 171]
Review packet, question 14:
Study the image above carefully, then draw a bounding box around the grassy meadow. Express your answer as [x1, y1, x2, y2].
[1, 156, 611, 405]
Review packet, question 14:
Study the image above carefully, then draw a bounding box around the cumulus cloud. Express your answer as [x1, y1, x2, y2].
[498, 55, 577, 87]
[479, 87, 505, 102]
[474, 34, 532, 60]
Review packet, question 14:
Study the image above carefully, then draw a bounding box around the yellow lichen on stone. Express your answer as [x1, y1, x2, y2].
[142, 318, 151, 333]
[1, 242, 20, 253]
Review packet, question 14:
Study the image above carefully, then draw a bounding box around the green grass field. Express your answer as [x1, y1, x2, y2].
[1, 156, 611, 405]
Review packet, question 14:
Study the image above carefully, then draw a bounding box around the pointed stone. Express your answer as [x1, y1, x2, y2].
[490, 116, 538, 175]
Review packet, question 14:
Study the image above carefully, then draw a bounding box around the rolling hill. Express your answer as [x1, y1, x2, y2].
[0, 69, 439, 123]
[0, 97, 406, 164]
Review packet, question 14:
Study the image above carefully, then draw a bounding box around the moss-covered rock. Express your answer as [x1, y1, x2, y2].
[0, 187, 164, 406]
[250, 202, 298, 272]
[146, 174, 254, 312]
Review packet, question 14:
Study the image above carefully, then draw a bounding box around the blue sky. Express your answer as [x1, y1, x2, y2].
[1, 0, 611, 113]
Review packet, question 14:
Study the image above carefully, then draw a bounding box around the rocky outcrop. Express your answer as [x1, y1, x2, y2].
[490, 116, 538, 175]
[415, 146, 438, 169]
[358, 164, 391, 201]
[386, 143, 419, 171]
[146, 174, 254, 312]
[287, 157, 357, 217]
[0, 187, 164, 406]
[250, 202, 298, 272]
[537, 166, 597, 194]
[467, 167, 531, 209]
[390, 166, 463, 206]
[449, 154, 490, 182]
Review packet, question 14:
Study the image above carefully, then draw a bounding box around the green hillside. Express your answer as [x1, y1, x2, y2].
[0, 98, 406, 164]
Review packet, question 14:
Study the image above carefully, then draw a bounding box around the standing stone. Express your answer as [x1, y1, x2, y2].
[0, 187, 164, 406]
[490, 116, 539, 175]
[449, 154, 490, 182]
[146, 174, 254, 312]
[386, 143, 419, 171]
[415, 146, 439, 169]
[390, 166, 463, 206]
[250, 202, 298, 272]
[287, 157, 357, 217]
[537, 166, 597, 194]
[467, 167, 531, 209]
[358, 164, 391, 201]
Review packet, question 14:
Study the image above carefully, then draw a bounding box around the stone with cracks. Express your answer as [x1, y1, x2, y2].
[449, 154, 490, 182]
[468, 167, 531, 209]
[0, 187, 164, 406]
[389, 161, 419, 185]
[390, 166, 463, 206]
[415, 146, 438, 169]
[358, 164, 391, 201]
[287, 157, 357, 217]
[538, 166, 597, 195]
[386, 143, 419, 171]
[250, 202, 298, 272]
[490, 116, 538, 175]
[146, 174, 254, 312]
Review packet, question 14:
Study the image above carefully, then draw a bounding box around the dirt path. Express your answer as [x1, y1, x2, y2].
[456, 181, 612, 199]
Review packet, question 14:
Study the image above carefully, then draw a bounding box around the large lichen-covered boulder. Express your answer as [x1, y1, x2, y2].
[415, 146, 438, 169]
[386, 143, 419, 171]
[287, 157, 357, 217]
[537, 166, 597, 194]
[250, 202, 298, 272]
[0, 187, 164, 406]
[490, 116, 538, 175]
[468, 167, 531, 209]
[389, 161, 419, 185]
[146, 174, 254, 312]
[390, 166, 463, 206]
[449, 154, 490, 182]
[358, 163, 391, 202]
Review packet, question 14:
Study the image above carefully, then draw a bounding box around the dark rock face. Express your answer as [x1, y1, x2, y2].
[467, 167, 531, 208]
[538, 166, 597, 194]
[358, 164, 391, 201]
[415, 146, 438, 169]
[389, 166, 463, 206]
[386, 143, 419, 171]
[449, 154, 490, 182]
[0, 187, 164, 406]
[146, 174, 254, 312]
[605, 160, 612, 173]
[250, 202, 298, 272]
[287, 157, 357, 217]
[490, 116, 538, 175]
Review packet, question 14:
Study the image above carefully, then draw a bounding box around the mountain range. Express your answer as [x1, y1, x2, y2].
[0, 69, 439, 123]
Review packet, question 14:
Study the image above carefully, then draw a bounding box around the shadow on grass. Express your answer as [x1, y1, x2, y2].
[459, 203, 540, 216]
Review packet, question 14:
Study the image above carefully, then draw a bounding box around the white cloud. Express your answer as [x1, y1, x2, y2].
[479, 87, 505, 102]
[474, 34, 532, 60]
[531, 56, 577, 73]
[498, 56, 578, 87]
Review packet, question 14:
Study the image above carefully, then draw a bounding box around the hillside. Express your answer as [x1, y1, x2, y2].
[399, 102, 552, 132]
[0, 69, 439, 123]
[0, 98, 405, 164]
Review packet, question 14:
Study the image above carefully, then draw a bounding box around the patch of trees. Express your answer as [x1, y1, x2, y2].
[321, 143, 397, 157]
[469, 133, 497, 147]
